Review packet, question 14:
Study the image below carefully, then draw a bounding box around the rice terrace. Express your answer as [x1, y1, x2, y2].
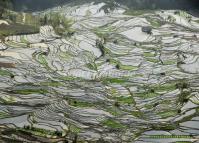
[0, 0, 199, 142]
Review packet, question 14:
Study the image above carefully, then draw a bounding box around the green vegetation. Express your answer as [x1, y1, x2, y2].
[174, 10, 192, 21]
[146, 17, 163, 28]
[167, 15, 176, 23]
[2, 11, 40, 26]
[5, 40, 27, 48]
[107, 87, 119, 96]
[0, 0, 12, 18]
[175, 81, 189, 89]
[146, 57, 159, 63]
[0, 23, 39, 39]
[12, 88, 48, 95]
[191, 97, 199, 105]
[93, 26, 116, 40]
[105, 107, 122, 116]
[135, 90, 159, 99]
[0, 112, 9, 118]
[96, 39, 106, 56]
[148, 135, 193, 139]
[0, 95, 15, 104]
[99, 0, 118, 14]
[158, 110, 177, 118]
[114, 95, 135, 104]
[0, 69, 14, 77]
[22, 126, 62, 137]
[67, 100, 94, 108]
[41, 12, 74, 36]
[163, 60, 176, 65]
[86, 63, 98, 71]
[151, 83, 176, 92]
[194, 20, 199, 24]
[119, 64, 138, 71]
[143, 52, 155, 57]
[102, 119, 126, 129]
[124, 10, 153, 16]
[0, 10, 74, 38]
[59, 52, 72, 60]
[102, 78, 128, 84]
[0, 9, 40, 39]
[109, 59, 138, 71]
[20, 36, 29, 44]
[131, 110, 144, 118]
[178, 90, 190, 105]
[37, 54, 50, 70]
[0, 2, 198, 142]
[69, 124, 81, 133]
[151, 123, 177, 131]
[40, 81, 63, 87]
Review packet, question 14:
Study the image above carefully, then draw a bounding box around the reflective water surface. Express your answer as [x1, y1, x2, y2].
[0, 0, 199, 143]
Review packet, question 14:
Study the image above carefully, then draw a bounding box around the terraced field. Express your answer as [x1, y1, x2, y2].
[0, 2, 199, 143]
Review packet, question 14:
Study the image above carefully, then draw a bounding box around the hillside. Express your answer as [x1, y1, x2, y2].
[11, 0, 199, 12]
[0, 2, 199, 142]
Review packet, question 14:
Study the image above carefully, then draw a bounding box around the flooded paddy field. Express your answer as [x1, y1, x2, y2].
[0, 1, 199, 143]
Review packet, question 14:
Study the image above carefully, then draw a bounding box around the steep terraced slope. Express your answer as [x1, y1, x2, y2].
[0, 2, 199, 143]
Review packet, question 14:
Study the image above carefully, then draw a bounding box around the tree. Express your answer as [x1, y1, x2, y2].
[40, 14, 48, 26]
[50, 12, 60, 28]
[44, 14, 47, 25]
[0, 8, 4, 18]
[9, 14, 17, 23]
[0, 0, 13, 19]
